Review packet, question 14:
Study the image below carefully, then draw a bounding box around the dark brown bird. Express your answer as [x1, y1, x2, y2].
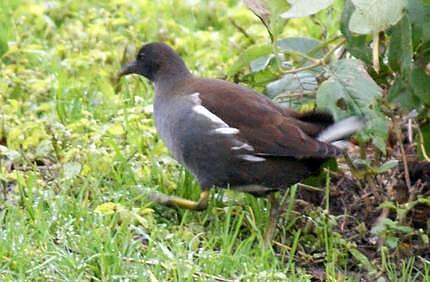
[119, 42, 362, 212]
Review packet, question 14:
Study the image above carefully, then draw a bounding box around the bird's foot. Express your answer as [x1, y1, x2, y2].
[143, 189, 209, 211]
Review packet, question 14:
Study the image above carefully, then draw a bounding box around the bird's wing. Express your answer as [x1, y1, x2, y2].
[193, 79, 341, 159]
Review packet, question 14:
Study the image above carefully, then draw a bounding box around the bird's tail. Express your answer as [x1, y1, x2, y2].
[317, 116, 364, 149]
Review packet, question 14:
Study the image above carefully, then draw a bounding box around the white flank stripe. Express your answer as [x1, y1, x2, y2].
[189, 93, 201, 104]
[212, 127, 239, 135]
[231, 143, 254, 151]
[239, 154, 266, 162]
[192, 105, 227, 126]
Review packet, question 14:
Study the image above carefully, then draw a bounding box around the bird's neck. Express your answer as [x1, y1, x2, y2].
[153, 63, 192, 93]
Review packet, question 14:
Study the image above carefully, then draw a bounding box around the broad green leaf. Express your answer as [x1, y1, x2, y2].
[411, 67, 430, 105]
[265, 71, 318, 98]
[250, 54, 277, 73]
[388, 78, 421, 110]
[388, 16, 413, 75]
[407, 0, 430, 24]
[276, 37, 323, 58]
[281, 0, 334, 19]
[349, 0, 407, 34]
[340, 0, 372, 64]
[316, 59, 388, 151]
[407, 0, 430, 43]
[242, 69, 278, 86]
[228, 44, 272, 76]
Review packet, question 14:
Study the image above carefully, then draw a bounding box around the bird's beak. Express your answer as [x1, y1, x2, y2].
[118, 60, 139, 77]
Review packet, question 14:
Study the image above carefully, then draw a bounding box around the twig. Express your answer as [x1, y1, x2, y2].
[257, 16, 274, 43]
[281, 38, 346, 75]
[408, 118, 413, 144]
[297, 183, 324, 192]
[322, 167, 342, 178]
[417, 124, 430, 161]
[392, 115, 412, 193]
[229, 18, 255, 44]
[307, 35, 342, 57]
[272, 240, 314, 261]
[282, 62, 324, 75]
[372, 32, 380, 73]
[282, 49, 320, 64]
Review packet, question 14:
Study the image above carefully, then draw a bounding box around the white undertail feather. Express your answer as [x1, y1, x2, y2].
[330, 140, 352, 150]
[238, 154, 266, 162]
[317, 116, 364, 144]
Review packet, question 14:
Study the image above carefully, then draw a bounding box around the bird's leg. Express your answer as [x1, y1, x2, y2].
[144, 189, 209, 211]
[263, 193, 280, 247]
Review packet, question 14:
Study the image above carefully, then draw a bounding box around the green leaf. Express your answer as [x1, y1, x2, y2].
[250, 54, 277, 73]
[388, 16, 413, 74]
[407, 0, 430, 43]
[385, 236, 400, 249]
[265, 71, 318, 98]
[349, 0, 407, 34]
[407, 0, 430, 24]
[276, 37, 323, 58]
[378, 160, 399, 173]
[348, 247, 377, 273]
[316, 59, 388, 152]
[388, 78, 421, 111]
[391, 223, 415, 234]
[281, 0, 334, 19]
[242, 69, 278, 86]
[340, 0, 372, 64]
[411, 66, 430, 105]
[228, 44, 272, 76]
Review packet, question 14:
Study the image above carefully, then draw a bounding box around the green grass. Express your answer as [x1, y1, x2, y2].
[0, 0, 429, 281]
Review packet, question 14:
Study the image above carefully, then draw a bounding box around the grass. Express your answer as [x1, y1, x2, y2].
[0, 0, 429, 281]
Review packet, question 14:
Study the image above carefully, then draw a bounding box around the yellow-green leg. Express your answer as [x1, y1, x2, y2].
[145, 190, 209, 211]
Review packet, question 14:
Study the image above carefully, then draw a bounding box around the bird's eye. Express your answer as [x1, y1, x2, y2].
[138, 52, 145, 59]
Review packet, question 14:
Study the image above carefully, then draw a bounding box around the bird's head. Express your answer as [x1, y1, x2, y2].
[119, 42, 190, 82]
